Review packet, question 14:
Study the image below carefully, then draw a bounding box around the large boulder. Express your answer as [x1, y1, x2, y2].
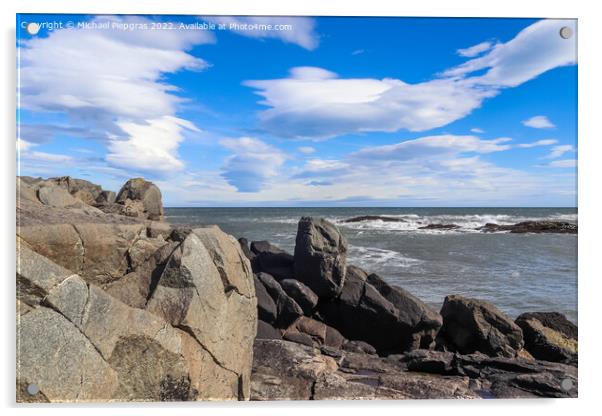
[17, 240, 255, 402]
[115, 178, 164, 221]
[145, 227, 257, 399]
[294, 217, 348, 298]
[283, 317, 347, 349]
[318, 265, 442, 353]
[515, 312, 577, 364]
[439, 295, 524, 358]
[37, 184, 79, 208]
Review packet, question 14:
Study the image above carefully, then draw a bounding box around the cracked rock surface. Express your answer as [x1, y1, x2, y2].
[16, 176, 257, 403]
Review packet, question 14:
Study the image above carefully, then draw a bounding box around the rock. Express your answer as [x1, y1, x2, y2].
[17, 306, 119, 402]
[37, 184, 78, 208]
[251, 241, 294, 280]
[49, 176, 103, 202]
[256, 320, 282, 340]
[238, 237, 255, 261]
[145, 228, 257, 399]
[343, 340, 377, 355]
[403, 349, 456, 375]
[279, 279, 319, 315]
[115, 178, 164, 221]
[256, 272, 303, 328]
[477, 221, 577, 234]
[319, 266, 442, 353]
[253, 275, 277, 324]
[284, 317, 347, 349]
[418, 223, 460, 230]
[341, 215, 407, 223]
[251, 339, 478, 400]
[283, 331, 315, 347]
[515, 312, 577, 363]
[294, 217, 348, 298]
[453, 353, 577, 398]
[251, 339, 338, 400]
[96, 190, 116, 204]
[439, 295, 524, 357]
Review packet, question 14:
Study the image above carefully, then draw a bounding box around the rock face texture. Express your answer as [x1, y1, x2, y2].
[318, 266, 442, 353]
[515, 312, 578, 364]
[16, 177, 257, 403]
[439, 295, 524, 358]
[115, 178, 165, 221]
[294, 217, 348, 298]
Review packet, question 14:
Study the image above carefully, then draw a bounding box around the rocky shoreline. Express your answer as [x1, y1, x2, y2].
[16, 176, 578, 402]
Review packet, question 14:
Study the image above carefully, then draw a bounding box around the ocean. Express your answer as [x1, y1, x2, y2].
[165, 207, 578, 323]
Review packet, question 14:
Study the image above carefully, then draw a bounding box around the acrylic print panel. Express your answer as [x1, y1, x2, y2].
[16, 14, 578, 402]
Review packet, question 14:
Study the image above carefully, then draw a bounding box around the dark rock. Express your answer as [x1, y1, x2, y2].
[253, 275, 278, 324]
[343, 340, 377, 355]
[284, 316, 347, 349]
[251, 241, 294, 280]
[168, 227, 192, 243]
[115, 178, 164, 221]
[439, 295, 524, 357]
[453, 353, 577, 398]
[403, 349, 456, 375]
[256, 320, 282, 340]
[256, 272, 303, 328]
[283, 331, 315, 347]
[279, 279, 319, 315]
[319, 266, 442, 353]
[237, 238, 255, 262]
[341, 215, 407, 223]
[515, 312, 577, 364]
[477, 221, 577, 234]
[250, 240, 285, 255]
[95, 190, 116, 205]
[294, 217, 348, 298]
[418, 223, 459, 230]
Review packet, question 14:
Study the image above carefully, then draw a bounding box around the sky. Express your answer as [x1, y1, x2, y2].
[16, 15, 578, 207]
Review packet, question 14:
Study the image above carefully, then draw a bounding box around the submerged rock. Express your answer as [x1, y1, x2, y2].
[294, 217, 348, 298]
[342, 215, 407, 223]
[477, 221, 577, 234]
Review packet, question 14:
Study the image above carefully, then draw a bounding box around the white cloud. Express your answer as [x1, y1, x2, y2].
[350, 135, 513, 161]
[546, 159, 577, 168]
[517, 139, 559, 148]
[470, 128, 484, 134]
[219, 137, 287, 192]
[106, 116, 200, 173]
[545, 144, 574, 159]
[352, 49, 365, 56]
[204, 16, 318, 50]
[443, 19, 576, 87]
[18, 16, 212, 174]
[457, 41, 494, 57]
[522, 115, 556, 129]
[298, 146, 316, 154]
[245, 19, 576, 139]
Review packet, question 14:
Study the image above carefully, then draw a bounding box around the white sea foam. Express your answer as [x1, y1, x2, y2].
[349, 246, 423, 269]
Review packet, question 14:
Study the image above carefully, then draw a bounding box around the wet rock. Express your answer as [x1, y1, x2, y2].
[279, 279, 319, 315]
[477, 221, 577, 234]
[418, 223, 460, 230]
[515, 312, 577, 364]
[439, 295, 524, 357]
[294, 217, 348, 298]
[342, 215, 407, 223]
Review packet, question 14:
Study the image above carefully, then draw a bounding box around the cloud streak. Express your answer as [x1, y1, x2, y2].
[245, 19, 576, 139]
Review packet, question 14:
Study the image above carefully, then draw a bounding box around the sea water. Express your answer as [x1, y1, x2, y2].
[165, 207, 577, 323]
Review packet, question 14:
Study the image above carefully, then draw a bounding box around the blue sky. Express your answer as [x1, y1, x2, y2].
[17, 15, 577, 207]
